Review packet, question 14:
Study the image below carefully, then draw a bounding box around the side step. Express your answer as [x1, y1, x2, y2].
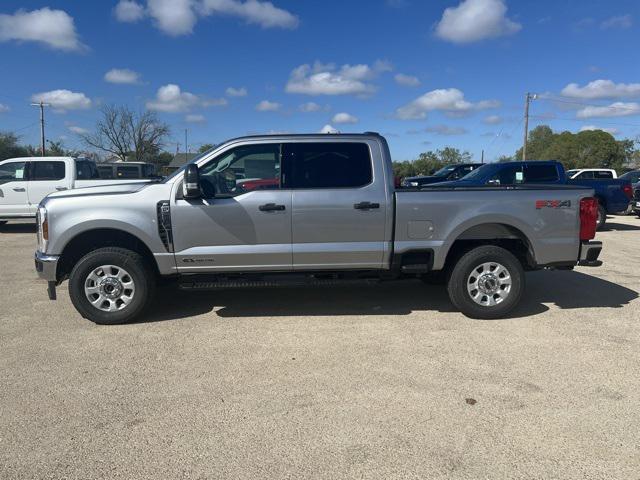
[179, 276, 380, 290]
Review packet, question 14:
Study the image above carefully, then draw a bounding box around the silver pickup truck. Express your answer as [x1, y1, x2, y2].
[35, 133, 602, 324]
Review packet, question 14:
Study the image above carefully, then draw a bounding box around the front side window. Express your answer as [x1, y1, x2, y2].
[487, 166, 523, 185]
[284, 142, 372, 189]
[0, 162, 26, 185]
[199, 144, 280, 197]
[31, 161, 65, 181]
[594, 170, 613, 179]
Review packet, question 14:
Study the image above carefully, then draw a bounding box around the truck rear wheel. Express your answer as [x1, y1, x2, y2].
[68, 247, 156, 325]
[447, 245, 524, 319]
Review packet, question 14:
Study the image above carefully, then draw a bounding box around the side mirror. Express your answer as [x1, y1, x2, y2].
[183, 164, 202, 199]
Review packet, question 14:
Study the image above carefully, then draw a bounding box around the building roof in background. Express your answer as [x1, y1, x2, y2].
[168, 153, 198, 168]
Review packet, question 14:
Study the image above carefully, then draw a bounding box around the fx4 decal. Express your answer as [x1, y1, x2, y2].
[535, 200, 572, 209]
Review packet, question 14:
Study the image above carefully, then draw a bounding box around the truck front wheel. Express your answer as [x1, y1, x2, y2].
[68, 247, 156, 325]
[447, 245, 524, 319]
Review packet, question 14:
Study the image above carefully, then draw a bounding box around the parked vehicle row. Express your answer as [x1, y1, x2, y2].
[409, 161, 632, 229]
[35, 133, 602, 325]
[0, 157, 155, 222]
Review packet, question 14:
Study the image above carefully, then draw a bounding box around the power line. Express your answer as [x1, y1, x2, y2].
[537, 95, 640, 112]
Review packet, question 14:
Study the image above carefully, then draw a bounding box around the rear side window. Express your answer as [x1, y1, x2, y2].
[116, 165, 140, 178]
[0, 162, 26, 185]
[31, 161, 65, 181]
[594, 171, 613, 179]
[284, 142, 372, 189]
[525, 164, 559, 183]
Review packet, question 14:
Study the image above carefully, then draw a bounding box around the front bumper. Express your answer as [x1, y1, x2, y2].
[35, 251, 59, 282]
[578, 241, 602, 267]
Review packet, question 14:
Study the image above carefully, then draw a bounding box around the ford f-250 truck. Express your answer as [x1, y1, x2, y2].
[35, 133, 602, 324]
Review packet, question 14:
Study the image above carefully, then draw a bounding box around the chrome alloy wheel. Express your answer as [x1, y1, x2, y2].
[466, 261, 512, 307]
[84, 265, 136, 312]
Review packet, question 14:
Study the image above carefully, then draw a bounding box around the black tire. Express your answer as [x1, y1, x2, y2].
[68, 247, 156, 325]
[447, 245, 524, 320]
[596, 204, 607, 230]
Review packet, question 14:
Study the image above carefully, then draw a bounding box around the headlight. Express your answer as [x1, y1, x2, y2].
[37, 205, 48, 252]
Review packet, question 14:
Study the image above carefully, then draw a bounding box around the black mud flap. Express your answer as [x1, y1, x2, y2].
[47, 281, 57, 300]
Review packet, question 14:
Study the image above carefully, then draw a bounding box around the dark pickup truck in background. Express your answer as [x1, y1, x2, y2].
[401, 163, 483, 187]
[437, 160, 632, 229]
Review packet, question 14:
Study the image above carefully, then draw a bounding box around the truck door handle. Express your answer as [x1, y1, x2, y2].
[259, 203, 286, 212]
[13, 187, 26, 192]
[55, 187, 68, 191]
[354, 201, 380, 210]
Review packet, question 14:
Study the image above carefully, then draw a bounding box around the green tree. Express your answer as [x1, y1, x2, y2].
[198, 143, 216, 153]
[0, 132, 28, 161]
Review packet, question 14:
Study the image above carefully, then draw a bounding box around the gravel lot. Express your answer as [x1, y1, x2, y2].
[1, 217, 639, 479]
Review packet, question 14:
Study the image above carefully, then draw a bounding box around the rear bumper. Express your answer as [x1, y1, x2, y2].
[578, 241, 602, 267]
[35, 251, 59, 282]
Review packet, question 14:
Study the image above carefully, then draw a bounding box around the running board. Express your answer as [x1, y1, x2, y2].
[179, 276, 380, 290]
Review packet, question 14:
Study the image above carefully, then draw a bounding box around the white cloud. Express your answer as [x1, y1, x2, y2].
[255, 100, 281, 111]
[299, 102, 322, 112]
[483, 114, 502, 124]
[576, 102, 640, 119]
[319, 124, 339, 133]
[286, 61, 390, 96]
[601, 14, 632, 30]
[226, 86, 248, 97]
[68, 125, 89, 134]
[435, 0, 521, 44]
[114, 1, 145, 22]
[146, 84, 227, 112]
[200, 0, 299, 29]
[104, 68, 142, 85]
[147, 0, 197, 36]
[0, 104, 9, 113]
[579, 125, 620, 135]
[332, 112, 358, 124]
[31, 89, 92, 112]
[394, 73, 421, 87]
[425, 125, 468, 135]
[0, 8, 85, 52]
[185, 114, 206, 123]
[395, 88, 499, 120]
[561, 79, 640, 100]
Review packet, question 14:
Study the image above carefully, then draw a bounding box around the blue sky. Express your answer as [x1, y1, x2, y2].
[0, 0, 639, 161]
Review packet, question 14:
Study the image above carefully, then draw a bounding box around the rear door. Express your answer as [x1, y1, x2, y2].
[283, 141, 387, 270]
[0, 160, 29, 216]
[26, 160, 70, 212]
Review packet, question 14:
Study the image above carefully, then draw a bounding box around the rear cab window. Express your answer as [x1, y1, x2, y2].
[283, 142, 372, 189]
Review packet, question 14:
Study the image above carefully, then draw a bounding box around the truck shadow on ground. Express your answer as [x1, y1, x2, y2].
[139, 270, 638, 323]
[601, 221, 640, 231]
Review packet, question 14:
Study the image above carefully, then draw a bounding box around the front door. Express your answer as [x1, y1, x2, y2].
[171, 143, 292, 272]
[0, 160, 29, 217]
[283, 141, 388, 270]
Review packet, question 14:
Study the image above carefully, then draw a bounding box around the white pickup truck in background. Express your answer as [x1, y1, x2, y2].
[0, 157, 152, 222]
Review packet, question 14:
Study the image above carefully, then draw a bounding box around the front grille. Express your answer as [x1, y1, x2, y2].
[634, 188, 640, 201]
[156, 201, 173, 252]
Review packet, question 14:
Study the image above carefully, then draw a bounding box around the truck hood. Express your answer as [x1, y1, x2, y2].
[46, 182, 152, 200]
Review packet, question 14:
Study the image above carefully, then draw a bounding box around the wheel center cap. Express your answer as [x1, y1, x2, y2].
[100, 277, 123, 299]
[478, 274, 499, 294]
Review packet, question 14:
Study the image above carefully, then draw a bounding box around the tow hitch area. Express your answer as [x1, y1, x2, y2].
[47, 281, 57, 300]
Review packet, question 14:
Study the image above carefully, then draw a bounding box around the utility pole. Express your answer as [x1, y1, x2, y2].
[30, 101, 50, 156]
[522, 92, 537, 161]
[481, 149, 484, 164]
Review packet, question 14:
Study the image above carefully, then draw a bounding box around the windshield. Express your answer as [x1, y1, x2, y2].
[458, 163, 494, 181]
[432, 165, 457, 177]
